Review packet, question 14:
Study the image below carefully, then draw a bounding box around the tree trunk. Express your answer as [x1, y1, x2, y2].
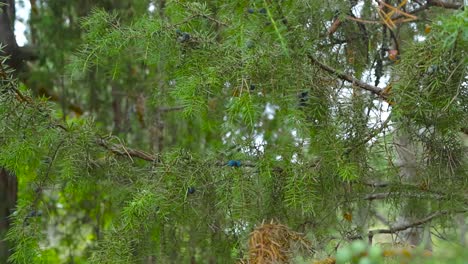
[394, 132, 432, 250]
[0, 0, 21, 69]
[0, 169, 17, 263]
[0, 1, 19, 262]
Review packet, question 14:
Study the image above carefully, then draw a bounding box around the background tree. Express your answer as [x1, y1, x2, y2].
[0, 0, 466, 263]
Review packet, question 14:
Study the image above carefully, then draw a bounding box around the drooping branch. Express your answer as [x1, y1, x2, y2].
[308, 55, 387, 99]
[4, 82, 172, 164]
[2, 64, 159, 163]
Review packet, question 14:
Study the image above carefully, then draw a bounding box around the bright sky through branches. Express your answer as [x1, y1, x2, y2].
[14, 0, 30, 46]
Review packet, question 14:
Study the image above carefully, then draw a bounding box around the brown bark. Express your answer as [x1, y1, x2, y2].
[427, 0, 463, 10]
[0, 169, 17, 263]
[0, 0, 21, 69]
[0, 1, 19, 262]
[111, 85, 123, 133]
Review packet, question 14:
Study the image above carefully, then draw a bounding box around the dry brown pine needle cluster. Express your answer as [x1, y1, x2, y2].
[238, 220, 312, 264]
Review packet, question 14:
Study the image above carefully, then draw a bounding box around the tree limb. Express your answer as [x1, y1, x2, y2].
[348, 209, 468, 242]
[327, 18, 342, 36]
[158, 106, 185, 112]
[36, 86, 84, 115]
[364, 192, 442, 201]
[364, 191, 468, 204]
[427, 0, 463, 10]
[308, 55, 386, 99]
[2, 60, 166, 164]
[17, 45, 38, 61]
[392, 0, 464, 21]
[367, 210, 467, 243]
[346, 0, 463, 25]
[96, 137, 159, 162]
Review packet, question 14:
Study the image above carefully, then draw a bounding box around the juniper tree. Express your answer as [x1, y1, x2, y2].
[0, 0, 467, 263]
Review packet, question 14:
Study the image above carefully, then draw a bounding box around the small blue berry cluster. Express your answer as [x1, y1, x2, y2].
[227, 160, 242, 167]
[176, 29, 191, 43]
[247, 8, 267, 14]
[187, 187, 196, 195]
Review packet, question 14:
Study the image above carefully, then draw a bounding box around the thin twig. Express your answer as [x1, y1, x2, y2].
[115, 137, 134, 163]
[370, 209, 391, 226]
[1, 61, 33, 103]
[344, 113, 392, 155]
[200, 14, 228, 27]
[158, 106, 185, 112]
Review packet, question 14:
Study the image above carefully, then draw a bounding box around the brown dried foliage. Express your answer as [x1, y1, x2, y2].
[240, 220, 312, 264]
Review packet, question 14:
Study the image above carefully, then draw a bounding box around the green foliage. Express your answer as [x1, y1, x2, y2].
[433, 10, 468, 49]
[1, 1, 467, 263]
[332, 240, 468, 264]
[392, 10, 467, 184]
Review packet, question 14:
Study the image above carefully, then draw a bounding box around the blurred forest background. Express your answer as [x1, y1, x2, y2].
[0, 0, 467, 263]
